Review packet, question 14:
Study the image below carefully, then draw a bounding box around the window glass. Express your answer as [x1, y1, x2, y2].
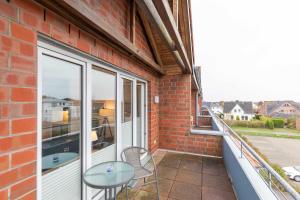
[42, 55, 81, 174]
[121, 78, 133, 148]
[91, 67, 116, 152]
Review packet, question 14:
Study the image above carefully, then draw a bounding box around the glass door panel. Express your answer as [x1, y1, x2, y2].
[91, 67, 116, 165]
[41, 54, 82, 200]
[121, 78, 133, 150]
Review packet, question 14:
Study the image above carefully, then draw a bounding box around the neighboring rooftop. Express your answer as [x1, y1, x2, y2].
[223, 101, 254, 114]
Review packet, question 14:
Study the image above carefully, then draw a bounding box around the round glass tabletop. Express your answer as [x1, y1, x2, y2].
[83, 161, 135, 189]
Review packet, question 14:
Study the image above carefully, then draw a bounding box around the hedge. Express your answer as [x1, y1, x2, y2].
[224, 120, 266, 128]
[272, 118, 284, 128]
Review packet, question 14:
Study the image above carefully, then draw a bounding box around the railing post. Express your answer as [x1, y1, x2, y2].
[268, 171, 272, 189]
[240, 141, 243, 158]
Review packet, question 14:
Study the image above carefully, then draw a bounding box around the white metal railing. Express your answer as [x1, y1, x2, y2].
[203, 106, 300, 200]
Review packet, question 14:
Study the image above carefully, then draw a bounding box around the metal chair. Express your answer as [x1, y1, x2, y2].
[120, 146, 160, 200]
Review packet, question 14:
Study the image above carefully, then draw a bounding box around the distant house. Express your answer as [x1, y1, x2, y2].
[258, 101, 300, 118]
[224, 101, 254, 121]
[203, 102, 223, 114]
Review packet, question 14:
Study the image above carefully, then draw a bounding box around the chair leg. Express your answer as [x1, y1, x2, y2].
[126, 184, 128, 200]
[154, 169, 160, 200]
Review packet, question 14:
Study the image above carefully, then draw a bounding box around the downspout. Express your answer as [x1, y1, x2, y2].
[135, 0, 188, 73]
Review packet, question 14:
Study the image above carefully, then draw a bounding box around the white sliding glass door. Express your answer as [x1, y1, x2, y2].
[136, 82, 146, 148]
[120, 78, 133, 150]
[40, 52, 83, 200]
[38, 42, 148, 200]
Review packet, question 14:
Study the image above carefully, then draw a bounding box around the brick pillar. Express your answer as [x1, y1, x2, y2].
[159, 74, 192, 151]
[296, 119, 300, 131]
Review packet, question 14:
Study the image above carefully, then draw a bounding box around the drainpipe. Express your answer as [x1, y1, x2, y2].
[135, 0, 188, 73]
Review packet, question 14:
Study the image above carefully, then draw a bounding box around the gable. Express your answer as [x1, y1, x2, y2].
[230, 104, 244, 114]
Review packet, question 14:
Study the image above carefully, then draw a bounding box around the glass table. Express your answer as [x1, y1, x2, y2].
[83, 161, 135, 200]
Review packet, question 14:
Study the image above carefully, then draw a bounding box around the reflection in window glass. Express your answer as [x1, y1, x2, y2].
[122, 79, 132, 123]
[42, 56, 81, 174]
[121, 78, 133, 148]
[91, 68, 116, 152]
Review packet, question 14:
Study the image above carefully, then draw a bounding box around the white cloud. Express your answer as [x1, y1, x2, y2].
[191, 0, 300, 102]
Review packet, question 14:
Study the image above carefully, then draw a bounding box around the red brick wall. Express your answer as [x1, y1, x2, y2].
[198, 116, 212, 127]
[159, 75, 221, 156]
[296, 119, 300, 131]
[159, 74, 191, 151]
[0, 0, 160, 199]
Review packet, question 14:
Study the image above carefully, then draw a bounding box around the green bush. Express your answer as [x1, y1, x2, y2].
[236, 116, 240, 121]
[224, 120, 265, 128]
[247, 120, 266, 128]
[272, 118, 285, 128]
[266, 119, 274, 129]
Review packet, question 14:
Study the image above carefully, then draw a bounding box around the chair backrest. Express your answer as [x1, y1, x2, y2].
[121, 147, 148, 169]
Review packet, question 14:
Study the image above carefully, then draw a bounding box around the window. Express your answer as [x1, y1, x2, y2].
[41, 55, 81, 174]
[91, 67, 116, 152]
[241, 116, 245, 120]
[39, 43, 148, 200]
[245, 116, 248, 120]
[231, 116, 234, 120]
[121, 78, 133, 149]
[234, 109, 237, 113]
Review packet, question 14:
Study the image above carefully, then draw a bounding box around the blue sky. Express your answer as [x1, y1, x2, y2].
[191, 0, 300, 102]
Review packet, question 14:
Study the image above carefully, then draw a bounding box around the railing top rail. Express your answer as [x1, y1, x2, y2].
[203, 106, 300, 200]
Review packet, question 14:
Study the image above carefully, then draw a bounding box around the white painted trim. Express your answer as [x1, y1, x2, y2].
[133, 80, 137, 146]
[37, 46, 86, 200]
[84, 62, 92, 200]
[116, 73, 122, 161]
[190, 129, 224, 136]
[36, 47, 43, 200]
[157, 148, 223, 159]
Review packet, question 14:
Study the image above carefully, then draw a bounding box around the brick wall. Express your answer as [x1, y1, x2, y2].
[159, 74, 191, 150]
[198, 116, 212, 127]
[0, 0, 160, 199]
[159, 75, 221, 156]
[296, 119, 300, 131]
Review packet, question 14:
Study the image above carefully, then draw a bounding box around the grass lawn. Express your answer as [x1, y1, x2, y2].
[232, 126, 300, 139]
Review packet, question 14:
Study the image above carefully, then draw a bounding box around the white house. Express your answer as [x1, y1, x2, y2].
[223, 101, 254, 121]
[210, 102, 223, 114]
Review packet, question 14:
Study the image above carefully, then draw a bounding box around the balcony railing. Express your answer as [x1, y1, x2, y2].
[205, 107, 300, 200]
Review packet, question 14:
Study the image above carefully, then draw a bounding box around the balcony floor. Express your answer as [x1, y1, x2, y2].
[118, 150, 236, 200]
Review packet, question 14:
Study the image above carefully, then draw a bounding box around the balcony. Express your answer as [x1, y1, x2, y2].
[118, 150, 236, 200]
[190, 107, 300, 200]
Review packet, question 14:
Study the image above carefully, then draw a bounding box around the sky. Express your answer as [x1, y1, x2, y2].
[191, 0, 300, 102]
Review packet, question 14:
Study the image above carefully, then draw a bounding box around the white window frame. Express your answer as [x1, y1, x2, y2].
[37, 37, 148, 200]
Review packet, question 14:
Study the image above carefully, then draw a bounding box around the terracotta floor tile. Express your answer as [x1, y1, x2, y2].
[175, 170, 202, 186]
[202, 186, 236, 200]
[169, 181, 202, 200]
[179, 159, 203, 172]
[159, 159, 181, 169]
[181, 154, 203, 162]
[202, 174, 233, 192]
[140, 178, 173, 197]
[157, 166, 178, 180]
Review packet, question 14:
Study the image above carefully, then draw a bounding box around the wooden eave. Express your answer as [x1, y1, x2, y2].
[178, 0, 194, 66]
[153, 0, 192, 74]
[34, 0, 165, 75]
